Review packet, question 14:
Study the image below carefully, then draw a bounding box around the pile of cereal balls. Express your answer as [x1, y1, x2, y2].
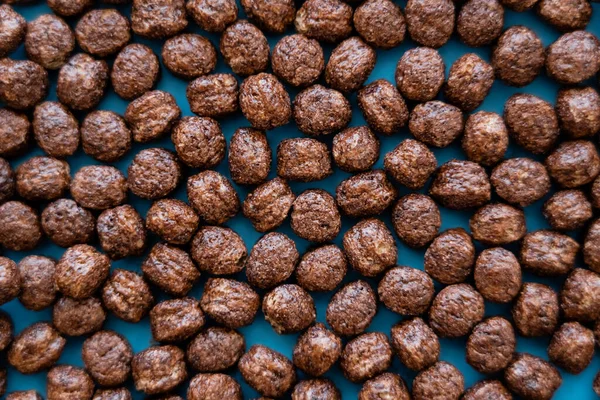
[0, 0, 600, 397]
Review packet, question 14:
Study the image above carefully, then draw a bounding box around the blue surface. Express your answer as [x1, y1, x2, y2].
[2, 0, 600, 398]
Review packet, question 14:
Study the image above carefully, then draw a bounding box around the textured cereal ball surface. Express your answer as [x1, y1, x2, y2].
[585, 219, 600, 273]
[0, 158, 14, 204]
[132, 345, 187, 395]
[71, 165, 127, 210]
[200, 278, 260, 328]
[543, 190, 592, 230]
[538, 0, 591, 32]
[466, 317, 515, 374]
[272, 34, 324, 87]
[462, 381, 512, 400]
[343, 218, 397, 277]
[16, 156, 70, 202]
[277, 138, 332, 182]
[220, 20, 269, 76]
[81, 110, 131, 162]
[546, 140, 600, 188]
[92, 388, 131, 400]
[186, 0, 237, 33]
[470, 203, 526, 245]
[242, 178, 295, 233]
[32, 101, 79, 159]
[57, 53, 108, 111]
[187, 326, 245, 372]
[295, 244, 347, 292]
[102, 269, 154, 323]
[0, 311, 13, 352]
[474, 247, 521, 303]
[241, 0, 295, 33]
[246, 232, 299, 289]
[294, 0, 353, 43]
[111, 44, 159, 100]
[82, 330, 133, 386]
[42, 199, 95, 248]
[97, 205, 146, 260]
[378, 266, 434, 316]
[332, 126, 379, 173]
[0, 257, 20, 306]
[75, 9, 130, 57]
[504, 353, 562, 400]
[228, 127, 271, 185]
[325, 37, 377, 94]
[429, 160, 491, 210]
[187, 373, 242, 400]
[358, 79, 409, 135]
[293, 85, 351, 136]
[187, 73, 239, 118]
[359, 373, 409, 400]
[150, 298, 205, 342]
[0, 58, 48, 111]
[239, 345, 296, 398]
[429, 284, 485, 338]
[326, 280, 377, 337]
[292, 379, 340, 400]
[340, 332, 392, 383]
[8, 322, 66, 374]
[336, 169, 397, 218]
[131, 0, 187, 39]
[546, 31, 600, 84]
[0, 109, 29, 158]
[512, 282, 559, 337]
[492, 25, 545, 87]
[52, 296, 106, 336]
[172, 117, 225, 170]
[409, 101, 464, 148]
[405, 0, 455, 48]
[491, 158, 550, 206]
[17, 256, 56, 311]
[25, 14, 74, 70]
[141, 242, 200, 296]
[424, 228, 475, 284]
[353, 0, 406, 49]
[162, 34, 217, 80]
[0, 5, 26, 58]
[548, 322, 594, 374]
[47, 365, 94, 400]
[191, 226, 247, 276]
[48, 0, 92, 17]
[445, 53, 494, 112]
[384, 139, 437, 190]
[0, 201, 42, 251]
[457, 0, 504, 47]
[392, 194, 440, 248]
[412, 361, 464, 400]
[395, 47, 445, 102]
[293, 323, 342, 377]
[390, 317, 439, 372]
[240, 73, 291, 131]
[560, 268, 600, 322]
[125, 90, 180, 143]
[128, 148, 180, 200]
[501, 0, 538, 11]
[556, 87, 600, 138]
[462, 111, 508, 166]
[187, 170, 240, 225]
[262, 284, 316, 334]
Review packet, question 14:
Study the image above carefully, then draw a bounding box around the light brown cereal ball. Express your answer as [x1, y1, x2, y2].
[241, 0, 295, 33]
[187, 171, 240, 225]
[504, 353, 562, 400]
[291, 189, 341, 242]
[200, 278, 260, 328]
[412, 362, 464, 400]
[546, 31, 600, 85]
[340, 332, 392, 383]
[429, 160, 491, 209]
[53, 297, 106, 336]
[141, 243, 200, 297]
[8, 322, 66, 374]
[132, 345, 187, 395]
[0, 201, 42, 251]
[47, 365, 94, 400]
[17, 256, 56, 311]
[220, 20, 269, 76]
[272, 34, 324, 87]
[25, 14, 74, 70]
[111, 44, 159, 100]
[239, 345, 296, 398]
[378, 266, 434, 316]
[131, 0, 188, 39]
[556, 87, 600, 138]
[470, 203, 526, 245]
[246, 232, 299, 289]
[462, 111, 509, 166]
[357, 79, 409, 135]
[187, 73, 239, 118]
[543, 190, 592, 230]
[474, 247, 522, 304]
[353, 0, 406, 49]
[343, 218, 397, 277]
[81, 110, 131, 162]
[491, 158, 550, 206]
[228, 127, 271, 186]
[16, 156, 70, 202]
[239, 73, 291, 131]
[57, 54, 108, 111]
[294, 0, 353, 43]
[332, 126, 379, 173]
[293, 85, 352, 137]
[466, 317, 515, 374]
[391, 318, 440, 372]
[395, 47, 445, 102]
[242, 178, 295, 233]
[325, 37, 377, 94]
[548, 321, 594, 374]
[405, 0, 455, 48]
[145, 199, 199, 246]
[546, 140, 600, 188]
[512, 282, 559, 337]
[293, 323, 342, 377]
[262, 284, 316, 334]
[187, 0, 237, 33]
[191, 226, 246, 276]
[457, 0, 504, 47]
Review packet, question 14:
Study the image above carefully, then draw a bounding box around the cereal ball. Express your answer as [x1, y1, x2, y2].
[492, 26, 545, 87]
[81, 110, 131, 162]
[293, 323, 342, 377]
[358, 79, 408, 135]
[263, 284, 316, 334]
[187, 326, 245, 372]
[0, 201, 42, 251]
[187, 373, 242, 400]
[424, 228, 474, 285]
[0, 58, 48, 110]
[538, 0, 591, 32]
[585, 219, 600, 273]
[0, 311, 12, 351]
[546, 31, 600, 84]
[470, 203, 526, 245]
[430, 160, 491, 210]
[0, 5, 26, 58]
[47, 365, 94, 400]
[186, 0, 237, 32]
[53, 297, 106, 336]
[463, 381, 512, 400]
[466, 317, 515, 374]
[293, 85, 352, 137]
[187, 74, 239, 118]
[8, 322, 66, 374]
[429, 284, 484, 338]
[560, 268, 600, 322]
[353, 0, 405, 49]
[410, 101, 464, 149]
[543, 190, 592, 230]
[340, 332, 392, 383]
[326, 280, 377, 336]
[405, 0, 455, 48]
[16, 156, 70, 201]
[102, 269, 154, 323]
[296, 245, 347, 292]
[246, 232, 298, 289]
[343, 219, 397, 277]
[546, 140, 600, 188]
[220, 21, 269, 76]
[239, 73, 291, 131]
[557, 87, 600, 139]
[97, 205, 146, 260]
[412, 362, 464, 400]
[150, 298, 205, 342]
[57, 54, 108, 111]
[272, 35, 323, 87]
[325, 37, 376, 94]
[200, 278, 260, 328]
[474, 247, 521, 303]
[92, 389, 131, 400]
[548, 322, 594, 374]
[378, 266, 434, 316]
[332, 127, 379, 173]
[42, 199, 95, 248]
[82, 330, 133, 386]
[25, 14, 74, 70]
[392, 194, 440, 248]
[125, 90, 180, 143]
[162, 34, 216, 80]
[504, 354, 562, 400]
[0, 369, 4, 397]
[291, 379, 340, 400]
[131, 0, 187, 39]
[291, 189, 341, 242]
[0, 108, 29, 157]
[172, 117, 225, 170]
[228, 127, 270, 185]
[111, 44, 159, 100]
[390, 318, 439, 371]
[191, 226, 246, 275]
[132, 345, 187, 395]
[241, 0, 295, 33]
[7, 391, 45, 400]
[242, 178, 295, 232]
[142, 243, 199, 296]
[17, 256, 56, 311]
[0, 257, 19, 305]
[277, 138, 332, 182]
[75, 9, 130, 57]
[48, 0, 92, 17]
[462, 111, 508, 166]
[239, 345, 296, 398]
[127, 149, 180, 200]
[294, 0, 352, 43]
[445, 53, 494, 112]
[395, 47, 445, 102]
[0, 158, 13, 203]
[187, 171, 239, 225]
[512, 282, 559, 337]
[384, 139, 437, 190]
[500, 0, 538, 11]
[491, 158, 550, 206]
[359, 373, 408, 400]
[457, 0, 503, 47]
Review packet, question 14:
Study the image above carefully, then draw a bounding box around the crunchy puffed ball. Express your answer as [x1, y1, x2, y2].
[538, 0, 591, 32]
[239, 345, 296, 398]
[75, 9, 130, 57]
[263, 284, 316, 334]
[429, 284, 484, 338]
[413, 362, 464, 400]
[102, 269, 153, 323]
[466, 317, 515, 374]
[358, 79, 408, 135]
[359, 373, 409, 400]
[25, 14, 74, 70]
[405, 0, 455, 48]
[277, 138, 332, 182]
[82, 330, 133, 386]
[8, 322, 66, 374]
[392, 194, 440, 248]
[0, 257, 20, 305]
[171, 117, 225, 170]
[187, 171, 240, 225]
[162, 34, 216, 80]
[291, 189, 340, 242]
[7, 390, 44, 400]
[512, 282, 559, 337]
[0, 59, 48, 111]
[228, 127, 270, 185]
[332, 127, 379, 173]
[17, 256, 56, 311]
[470, 203, 526, 245]
[457, 0, 503, 47]
[48, 0, 92, 17]
[430, 160, 491, 210]
[395, 47, 445, 102]
[150, 298, 205, 342]
[0, 109, 29, 158]
[242, 178, 295, 233]
[0, 201, 42, 251]
[132, 345, 187, 395]
[445, 53, 494, 112]
[343, 218, 397, 277]
[0, 5, 26, 58]
[337, 170, 397, 218]
[391, 318, 439, 371]
[97, 205, 146, 260]
[293, 323, 342, 377]
[131, 0, 187, 39]
[187, 0, 237, 32]
[187, 74, 239, 118]
[111, 44, 159, 100]
[191, 226, 246, 276]
[559, 88, 600, 143]
[92, 388, 131, 400]
[42, 199, 94, 248]
[504, 354, 562, 400]
[239, 73, 291, 131]
[424, 228, 475, 285]
[291, 379, 339, 400]
[0, 311, 12, 351]
[246, 232, 298, 289]
[326, 280, 377, 337]
[128, 149, 181, 200]
[16, 156, 70, 201]
[409, 101, 463, 148]
[47, 365, 94, 400]
[187, 326, 245, 372]
[560, 268, 600, 322]
[547, 30, 600, 85]
[57, 54, 108, 111]
[296, 245, 347, 292]
[340, 332, 392, 383]
[294, 85, 352, 138]
[463, 381, 511, 400]
[378, 266, 434, 316]
[474, 247, 522, 303]
[546, 140, 600, 188]
[384, 139, 437, 190]
[200, 278, 260, 328]
[492, 26, 545, 87]
[125, 90, 180, 143]
[353, 0, 405, 49]
[220, 20, 269, 76]
[326, 37, 376, 94]
[241, 0, 295, 33]
[294, 0, 352, 43]
[543, 190, 592, 230]
[491, 158, 550, 206]
[142, 243, 199, 297]
[462, 111, 508, 166]
[53, 296, 106, 336]
[585, 219, 600, 273]
[187, 373, 242, 400]
[146, 199, 198, 246]
[548, 322, 594, 374]
[81, 110, 131, 162]
[0, 158, 14, 203]
[501, 0, 538, 11]
[272, 35, 324, 88]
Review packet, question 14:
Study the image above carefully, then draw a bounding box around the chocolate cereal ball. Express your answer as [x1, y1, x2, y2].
[16, 156, 70, 202]
[470, 203, 526, 245]
[585, 219, 600, 273]
[546, 31, 600, 84]
[501, 0, 538, 11]
[390, 318, 439, 371]
[405, 0, 455, 48]
[187, 171, 240, 225]
[92, 389, 131, 400]
[48, 0, 92, 17]
[358, 79, 409, 135]
[220, 20, 269, 76]
[560, 268, 600, 322]
[200, 278, 260, 328]
[162, 34, 216, 80]
[0, 158, 13, 203]
[504, 354, 562, 400]
[246, 232, 298, 289]
[111, 44, 159, 100]
[81, 111, 131, 162]
[395, 47, 445, 102]
[409, 101, 464, 148]
[17, 256, 56, 311]
[445, 53, 494, 112]
[242, 178, 295, 233]
[293, 323, 342, 377]
[75, 9, 130, 57]
[239, 73, 291, 130]
[102, 269, 154, 323]
[466, 317, 515, 374]
[187, 373, 242, 400]
[82, 330, 133, 386]
[392, 194, 440, 248]
[47, 365, 94, 400]
[131, 0, 187, 39]
[326, 37, 376, 94]
[424, 228, 475, 285]
[25, 14, 74, 70]
[191, 226, 246, 275]
[291, 189, 341, 242]
[228, 127, 270, 185]
[187, 0, 237, 32]
[492, 26, 545, 87]
[239, 345, 296, 398]
[128, 149, 180, 200]
[7, 391, 44, 400]
[430, 160, 491, 209]
[292, 379, 340, 400]
[132, 346, 187, 395]
[0, 257, 20, 305]
[474, 248, 522, 303]
[57, 54, 108, 111]
[97, 205, 146, 260]
[343, 219, 397, 277]
[548, 322, 594, 374]
[0, 201, 42, 251]
[378, 266, 434, 316]
[546, 140, 600, 188]
[42, 199, 95, 248]
[150, 298, 205, 342]
[0, 109, 29, 158]
[187, 74, 239, 118]
[340, 332, 392, 383]
[538, 0, 591, 32]
[296, 245, 347, 292]
[457, 0, 503, 47]
[429, 284, 484, 338]
[28, 109, 73, 166]
[360, 375, 408, 400]
[53, 297, 106, 336]
[263, 284, 316, 334]
[142, 243, 199, 296]
[241, 0, 295, 33]
[332, 127, 379, 173]
[187, 327, 245, 372]
[293, 85, 352, 137]
[557, 87, 600, 138]
[463, 381, 512, 400]
[543, 190, 592, 230]
[384, 139, 437, 190]
[0, 311, 12, 351]
[8, 322, 66, 374]
[512, 283, 559, 337]
[491, 158, 550, 206]
[125, 90, 180, 143]
[0, 5, 26, 58]
[272, 35, 324, 87]
[326, 280, 377, 337]
[172, 117, 225, 170]
[353, 0, 405, 49]
[294, 0, 352, 43]
[0, 59, 48, 110]
[462, 111, 508, 166]
[277, 138, 332, 182]
[412, 362, 464, 400]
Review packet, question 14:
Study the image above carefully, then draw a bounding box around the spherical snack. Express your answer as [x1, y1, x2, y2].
[142, 243, 200, 296]
[8, 322, 66, 374]
[585, 219, 600, 273]
[53, 297, 106, 336]
[17, 256, 56, 311]
[125, 90, 180, 143]
[546, 31, 600, 84]
[538, 0, 591, 32]
[239, 345, 296, 398]
[0, 5, 26, 58]
[81, 110, 131, 162]
[272, 34, 324, 87]
[7, 391, 45, 400]
[102, 269, 154, 323]
[391, 318, 439, 371]
[392, 194, 440, 248]
[492, 26, 545, 87]
[241, 0, 295, 33]
[548, 322, 594, 374]
[111, 44, 160, 100]
[360, 374, 409, 400]
[384, 139, 437, 190]
[162, 34, 217, 80]
[0, 311, 12, 351]
[326, 280, 377, 337]
[466, 317, 515, 374]
[512, 282, 559, 337]
[358, 79, 409, 135]
[405, 0, 455, 48]
[395, 47, 445, 102]
[0, 257, 20, 305]
[25, 14, 74, 70]
[220, 20, 269, 76]
[92, 388, 131, 400]
[16, 156, 70, 201]
[557, 87, 600, 138]
[501, 0, 538, 11]
[463, 381, 512, 400]
[128, 149, 180, 200]
[491, 158, 550, 206]
[296, 245, 347, 292]
[474, 247, 522, 303]
[131, 0, 187, 39]
[172, 117, 225, 170]
[294, 0, 352, 43]
[353, 0, 405, 49]
[47, 365, 94, 400]
[82, 330, 133, 386]
[97, 205, 146, 260]
[277, 138, 332, 182]
[378, 266, 434, 316]
[560, 268, 600, 322]
[246, 232, 298, 289]
[332, 127, 379, 173]
[191, 226, 246, 276]
[291, 189, 341, 242]
[48, 0, 92, 17]
[543, 190, 592, 230]
[457, 0, 503, 47]
[187, 373, 242, 400]
[57, 54, 108, 111]
[187, 74, 239, 118]
[424, 228, 475, 284]
[228, 127, 271, 185]
[0, 158, 14, 203]
[0, 59, 48, 110]
[75, 9, 130, 57]
[187, 326, 245, 372]
[462, 111, 508, 166]
[429, 284, 484, 338]
[242, 178, 295, 233]
[340, 332, 392, 383]
[200, 278, 260, 328]
[292, 379, 340, 400]
[186, 0, 237, 33]
[0, 201, 42, 251]
[187, 170, 240, 225]
[504, 353, 562, 400]
[239, 73, 291, 131]
[293, 85, 352, 137]
[412, 362, 464, 400]
[132, 345, 187, 395]
[263, 284, 316, 334]
[430, 160, 491, 210]
[445, 53, 494, 112]
[470, 203, 526, 245]
[343, 218, 397, 277]
[325, 37, 376, 94]
[42, 199, 95, 248]
[150, 298, 205, 342]
[0, 109, 29, 158]
[409, 101, 464, 148]
[293, 323, 342, 377]
[546, 140, 600, 188]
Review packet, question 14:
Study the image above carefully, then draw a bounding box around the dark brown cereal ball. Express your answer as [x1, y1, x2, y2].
[538, 0, 591, 32]
[142, 243, 200, 296]
[8, 322, 66, 374]
[592, 176, 600, 208]
[292, 379, 340, 400]
[187, 373, 242, 400]
[7, 392, 44, 400]
[0, 158, 14, 203]
[97, 205, 146, 260]
[0, 311, 12, 351]
[48, 0, 92, 17]
[332, 127, 379, 173]
[294, 0, 352, 43]
[150, 298, 205, 342]
[392, 194, 440, 248]
[378, 266, 434, 316]
[445, 53, 494, 112]
[131, 0, 187, 39]
[102, 269, 154, 323]
[187, 74, 239, 118]
[239, 345, 296, 398]
[405, 0, 455, 48]
[409, 101, 464, 148]
[25, 14, 74, 70]
[0, 5, 26, 58]
[556, 87, 600, 138]
[263, 284, 316, 334]
[430, 160, 491, 210]
[293, 323, 341, 377]
[16, 156, 70, 201]
[200, 278, 260, 328]
[42, 199, 95, 248]
[132, 345, 187, 395]
[171, 117, 225, 170]
[111, 44, 159, 100]
[191, 226, 246, 275]
[548, 322, 594, 374]
[586, 219, 600, 273]
[242, 178, 295, 233]
[384, 139, 437, 190]
[463, 381, 512, 400]
[466, 317, 515, 374]
[325, 37, 376, 94]
[546, 140, 600, 188]
[353, 0, 406, 49]
[81, 111, 131, 162]
[295, 245, 347, 292]
[544, 190, 592, 230]
[47, 365, 94, 400]
[504, 354, 562, 400]
[93, 388, 131, 400]
[128, 149, 181, 200]
[492, 26, 545, 87]
[125, 90, 180, 143]
[326, 280, 377, 337]
[512, 282, 559, 337]
[0, 108, 29, 158]
[470, 203, 526, 245]
[424, 228, 475, 285]
[277, 138, 332, 182]
[462, 111, 508, 166]
[228, 127, 270, 185]
[162, 34, 216, 80]
[560, 268, 600, 322]
[32, 102, 79, 159]
[293, 85, 352, 137]
[0, 58, 48, 110]
[246, 232, 298, 289]
[220, 20, 269, 77]
[457, 0, 503, 47]
[546, 31, 600, 85]
[474, 248, 521, 303]
[187, 326, 245, 372]
[291, 189, 341, 242]
[57, 54, 108, 111]
[0, 369, 5, 397]
[241, 0, 295, 33]
[187, 171, 240, 225]
[501, 0, 538, 11]
[186, 0, 237, 32]
[0, 257, 20, 305]
[390, 318, 439, 371]
[53, 297, 106, 336]
[491, 158, 550, 206]
[17, 256, 56, 311]
[82, 330, 133, 386]
[75, 9, 130, 57]
[412, 362, 464, 400]
[358, 79, 409, 135]
[343, 218, 397, 277]
[429, 284, 484, 338]
[272, 35, 323, 88]
[395, 47, 445, 102]
[0, 201, 42, 251]
[340, 332, 392, 383]
[359, 373, 409, 400]
[239, 73, 291, 130]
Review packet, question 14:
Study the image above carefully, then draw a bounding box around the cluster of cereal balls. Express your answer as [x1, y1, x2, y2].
[1, 0, 600, 397]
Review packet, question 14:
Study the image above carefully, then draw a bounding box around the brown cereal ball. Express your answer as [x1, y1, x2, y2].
[466, 317, 515, 374]
[42, 199, 95, 248]
[200, 278, 260, 328]
[239, 345, 296, 398]
[560, 268, 600, 322]
[241, 0, 295, 33]
[25, 14, 74, 70]
[220, 20, 269, 77]
[293, 323, 341, 377]
[187, 373, 242, 400]
[111, 44, 159, 100]
[390, 318, 439, 371]
[263, 284, 316, 334]
[187, 326, 245, 372]
[332, 127, 379, 173]
[586, 219, 600, 273]
[191, 226, 246, 275]
[546, 140, 600, 188]
[548, 322, 594, 374]
[242, 178, 295, 233]
[340, 332, 392, 383]
[462, 111, 508, 166]
[378, 266, 434, 316]
[239, 73, 291, 131]
[8, 322, 66, 374]
[592, 176, 600, 208]
[17, 256, 56, 311]
[543, 190, 592, 231]
[358, 79, 408, 135]
[171, 117, 225, 170]
[512, 282, 559, 337]
[127, 149, 181, 200]
[412, 362, 464, 400]
[142, 243, 199, 296]
[97, 205, 146, 260]
[292, 379, 340, 400]
[48, 0, 92, 17]
[57, 54, 108, 111]
[228, 127, 270, 185]
[272, 35, 323, 88]
[474, 248, 522, 304]
[187, 171, 240, 225]
[326, 280, 377, 337]
[291, 189, 341, 242]
[125, 90, 180, 143]
[0, 201, 42, 251]
[429, 284, 484, 338]
[343, 219, 397, 277]
[7, 391, 44, 400]
[150, 298, 205, 342]
[395, 47, 445, 102]
[470, 203, 526, 245]
[75, 9, 130, 58]
[47, 365, 94, 400]
[359, 373, 409, 400]
[33, 101, 79, 159]
[405, 0, 455, 48]
[93, 388, 131, 400]
[293, 85, 352, 137]
[82, 330, 133, 386]
[16, 156, 70, 202]
[162, 34, 216, 80]
[277, 138, 332, 182]
[325, 37, 376, 94]
[0, 311, 12, 351]
[0, 59, 48, 111]
[0, 109, 29, 158]
[295, 245, 347, 292]
[353, 0, 405, 49]
[491, 158, 550, 206]
[132, 345, 187, 395]
[0, 158, 14, 203]
[538, 0, 591, 32]
[131, 0, 187, 39]
[557, 87, 600, 138]
[392, 194, 440, 248]
[457, 0, 503, 47]
[504, 354, 562, 400]
[424, 228, 475, 285]
[187, 74, 239, 118]
[102, 269, 154, 323]
[53, 297, 106, 336]
[0, 5, 26, 58]
[294, 0, 352, 43]
[409, 101, 464, 148]
[546, 31, 600, 85]
[246, 232, 298, 289]
[501, 0, 538, 11]
[186, 0, 237, 32]
[0, 257, 19, 305]
[384, 139, 437, 190]
[463, 381, 512, 400]
[81, 111, 131, 162]
[445, 53, 494, 112]
[492, 26, 545, 87]
[430, 160, 491, 210]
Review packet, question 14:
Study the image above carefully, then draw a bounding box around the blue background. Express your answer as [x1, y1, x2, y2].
[2, 0, 600, 398]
